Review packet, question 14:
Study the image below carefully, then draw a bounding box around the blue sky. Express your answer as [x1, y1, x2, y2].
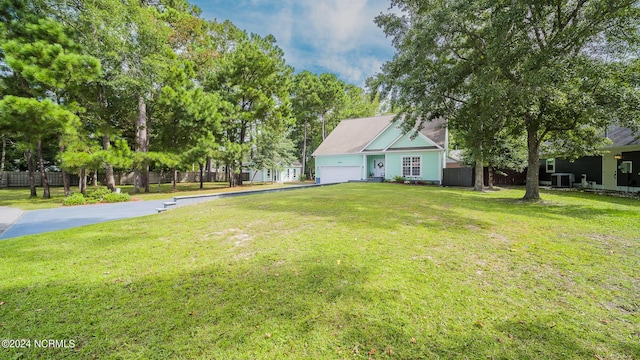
[188, 0, 397, 86]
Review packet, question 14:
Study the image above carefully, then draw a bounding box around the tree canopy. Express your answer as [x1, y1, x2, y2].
[0, 0, 377, 197]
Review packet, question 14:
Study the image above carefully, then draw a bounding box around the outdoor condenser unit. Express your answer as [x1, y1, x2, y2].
[551, 173, 575, 188]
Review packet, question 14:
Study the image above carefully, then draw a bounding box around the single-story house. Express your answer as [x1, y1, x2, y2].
[248, 161, 303, 183]
[540, 126, 640, 192]
[312, 115, 447, 184]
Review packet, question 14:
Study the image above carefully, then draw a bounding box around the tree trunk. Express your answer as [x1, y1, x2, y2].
[321, 114, 326, 140]
[0, 135, 6, 182]
[58, 134, 70, 196]
[488, 166, 495, 190]
[523, 125, 541, 200]
[133, 169, 140, 193]
[135, 95, 148, 193]
[206, 156, 212, 182]
[199, 162, 204, 189]
[37, 139, 50, 199]
[144, 165, 150, 193]
[473, 146, 484, 191]
[301, 121, 308, 178]
[92, 169, 98, 186]
[173, 167, 177, 192]
[61, 169, 70, 197]
[474, 157, 484, 191]
[237, 127, 246, 187]
[26, 149, 37, 198]
[102, 134, 116, 192]
[79, 167, 87, 195]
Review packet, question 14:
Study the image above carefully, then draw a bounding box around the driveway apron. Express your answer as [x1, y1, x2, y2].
[0, 199, 171, 240]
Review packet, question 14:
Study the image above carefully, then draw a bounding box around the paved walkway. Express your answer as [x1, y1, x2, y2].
[0, 183, 330, 240]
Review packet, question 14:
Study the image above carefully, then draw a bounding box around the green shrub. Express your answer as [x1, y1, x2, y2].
[392, 175, 405, 183]
[86, 188, 112, 201]
[102, 192, 130, 203]
[299, 174, 307, 182]
[62, 193, 86, 206]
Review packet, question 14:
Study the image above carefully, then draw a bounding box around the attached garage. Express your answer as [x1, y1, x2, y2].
[317, 166, 362, 184]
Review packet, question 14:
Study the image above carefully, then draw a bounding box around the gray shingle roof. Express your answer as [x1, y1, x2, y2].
[607, 126, 640, 147]
[312, 115, 446, 156]
[312, 115, 395, 156]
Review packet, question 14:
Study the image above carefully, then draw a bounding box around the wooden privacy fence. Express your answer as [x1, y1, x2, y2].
[442, 167, 527, 187]
[110, 171, 227, 185]
[0, 171, 80, 188]
[442, 167, 474, 187]
[0, 171, 228, 188]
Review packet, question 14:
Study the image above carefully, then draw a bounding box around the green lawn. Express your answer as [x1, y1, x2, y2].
[0, 183, 638, 359]
[0, 181, 305, 209]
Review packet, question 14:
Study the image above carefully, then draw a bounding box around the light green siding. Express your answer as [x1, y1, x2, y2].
[390, 132, 437, 149]
[385, 152, 442, 181]
[364, 124, 401, 150]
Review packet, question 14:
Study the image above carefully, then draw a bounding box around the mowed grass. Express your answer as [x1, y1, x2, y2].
[0, 183, 638, 359]
[0, 181, 301, 209]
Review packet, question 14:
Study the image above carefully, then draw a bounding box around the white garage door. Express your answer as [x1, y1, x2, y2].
[319, 166, 362, 184]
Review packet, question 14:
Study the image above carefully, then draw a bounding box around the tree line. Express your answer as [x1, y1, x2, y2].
[0, 0, 378, 198]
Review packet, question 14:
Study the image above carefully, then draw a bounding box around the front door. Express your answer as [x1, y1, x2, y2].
[373, 159, 385, 177]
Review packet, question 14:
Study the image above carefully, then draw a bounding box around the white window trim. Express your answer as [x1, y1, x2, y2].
[546, 158, 555, 173]
[401, 155, 422, 178]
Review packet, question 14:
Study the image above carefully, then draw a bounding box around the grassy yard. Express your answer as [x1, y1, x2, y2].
[0, 181, 304, 209]
[0, 183, 638, 359]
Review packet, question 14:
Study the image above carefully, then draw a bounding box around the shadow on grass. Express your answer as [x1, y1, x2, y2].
[226, 185, 501, 232]
[0, 256, 377, 358]
[226, 184, 638, 232]
[422, 185, 638, 221]
[1, 256, 635, 359]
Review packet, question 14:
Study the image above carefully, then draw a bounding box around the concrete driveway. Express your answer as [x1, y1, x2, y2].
[0, 200, 172, 240]
[0, 183, 329, 240]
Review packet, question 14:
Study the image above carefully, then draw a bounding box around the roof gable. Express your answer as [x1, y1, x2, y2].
[363, 122, 402, 151]
[388, 131, 438, 150]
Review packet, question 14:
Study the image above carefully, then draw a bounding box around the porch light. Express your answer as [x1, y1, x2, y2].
[614, 154, 622, 160]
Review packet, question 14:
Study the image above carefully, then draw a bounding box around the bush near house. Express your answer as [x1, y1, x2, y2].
[62, 188, 130, 206]
[61, 193, 86, 206]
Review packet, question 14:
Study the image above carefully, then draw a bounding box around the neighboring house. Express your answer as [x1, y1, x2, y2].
[446, 149, 465, 168]
[312, 115, 447, 184]
[249, 161, 303, 183]
[540, 126, 640, 192]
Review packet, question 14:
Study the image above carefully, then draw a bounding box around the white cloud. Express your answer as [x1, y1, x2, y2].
[316, 54, 385, 85]
[193, 0, 396, 85]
